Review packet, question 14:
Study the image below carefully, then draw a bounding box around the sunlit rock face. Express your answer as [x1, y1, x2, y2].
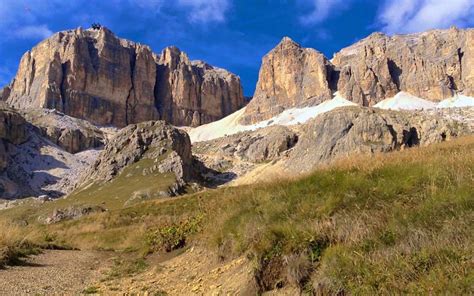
[242, 28, 474, 124]
[5, 27, 246, 127]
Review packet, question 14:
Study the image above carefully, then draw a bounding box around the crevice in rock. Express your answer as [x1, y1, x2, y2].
[385, 123, 398, 148]
[59, 61, 70, 112]
[154, 63, 170, 121]
[327, 64, 340, 92]
[28, 58, 36, 96]
[457, 48, 464, 79]
[86, 38, 100, 72]
[125, 49, 137, 125]
[387, 59, 402, 90]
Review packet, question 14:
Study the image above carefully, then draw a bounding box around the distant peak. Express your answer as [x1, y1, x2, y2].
[367, 31, 386, 39]
[279, 36, 300, 46]
[160, 46, 190, 66]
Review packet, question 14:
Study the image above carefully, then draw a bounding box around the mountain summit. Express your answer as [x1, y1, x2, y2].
[241, 27, 474, 124]
[3, 26, 246, 127]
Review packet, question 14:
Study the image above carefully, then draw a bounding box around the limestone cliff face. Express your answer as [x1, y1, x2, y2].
[241, 37, 333, 124]
[156, 47, 245, 126]
[242, 28, 474, 124]
[333, 28, 474, 106]
[5, 27, 245, 127]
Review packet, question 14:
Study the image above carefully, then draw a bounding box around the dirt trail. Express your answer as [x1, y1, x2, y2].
[99, 246, 257, 295]
[0, 247, 299, 295]
[0, 250, 110, 295]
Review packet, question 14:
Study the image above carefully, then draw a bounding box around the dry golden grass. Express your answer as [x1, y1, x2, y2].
[0, 220, 40, 267]
[0, 136, 472, 293]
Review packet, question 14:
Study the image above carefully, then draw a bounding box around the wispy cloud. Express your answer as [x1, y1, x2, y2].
[299, 0, 352, 25]
[177, 0, 231, 23]
[15, 25, 53, 39]
[378, 0, 474, 34]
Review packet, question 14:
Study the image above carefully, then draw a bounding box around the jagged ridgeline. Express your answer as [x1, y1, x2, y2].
[2, 27, 246, 127]
[241, 27, 474, 123]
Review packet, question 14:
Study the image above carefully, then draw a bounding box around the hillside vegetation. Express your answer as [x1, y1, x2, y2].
[1, 136, 473, 294]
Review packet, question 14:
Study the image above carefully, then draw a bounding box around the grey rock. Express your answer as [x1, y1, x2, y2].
[40, 205, 106, 224]
[285, 106, 469, 173]
[77, 120, 195, 189]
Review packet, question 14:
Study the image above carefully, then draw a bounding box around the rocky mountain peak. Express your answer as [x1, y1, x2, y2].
[240, 27, 474, 124]
[159, 46, 190, 68]
[4, 27, 246, 128]
[240, 36, 333, 124]
[276, 36, 300, 48]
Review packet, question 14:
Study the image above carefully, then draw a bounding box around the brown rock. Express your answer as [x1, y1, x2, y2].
[332, 28, 474, 105]
[242, 28, 474, 123]
[5, 27, 246, 127]
[0, 108, 28, 147]
[156, 47, 246, 126]
[0, 108, 32, 198]
[240, 37, 333, 124]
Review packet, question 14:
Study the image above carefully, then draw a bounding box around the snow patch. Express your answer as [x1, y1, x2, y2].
[189, 93, 357, 143]
[374, 92, 437, 110]
[437, 94, 474, 108]
[374, 92, 474, 110]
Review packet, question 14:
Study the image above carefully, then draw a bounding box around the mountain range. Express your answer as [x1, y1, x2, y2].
[0, 25, 473, 200]
[0, 24, 473, 295]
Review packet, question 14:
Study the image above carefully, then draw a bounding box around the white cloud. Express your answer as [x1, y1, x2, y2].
[15, 25, 53, 39]
[133, 0, 164, 9]
[299, 0, 349, 25]
[178, 0, 230, 23]
[378, 0, 474, 34]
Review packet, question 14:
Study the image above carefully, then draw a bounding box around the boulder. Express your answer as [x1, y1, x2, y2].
[39, 205, 106, 224]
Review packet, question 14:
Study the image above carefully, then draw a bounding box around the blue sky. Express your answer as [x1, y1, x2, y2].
[1, 0, 474, 96]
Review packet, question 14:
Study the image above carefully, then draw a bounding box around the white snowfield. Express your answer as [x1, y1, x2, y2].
[437, 94, 474, 108]
[374, 92, 437, 110]
[189, 91, 474, 143]
[374, 92, 474, 110]
[189, 93, 357, 142]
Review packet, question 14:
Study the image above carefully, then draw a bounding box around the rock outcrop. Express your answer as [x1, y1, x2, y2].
[79, 121, 195, 193]
[242, 28, 474, 124]
[240, 37, 333, 124]
[0, 109, 25, 176]
[192, 125, 298, 184]
[0, 109, 28, 147]
[195, 125, 298, 164]
[20, 109, 105, 154]
[5, 27, 246, 127]
[0, 108, 34, 198]
[285, 106, 469, 173]
[0, 109, 28, 171]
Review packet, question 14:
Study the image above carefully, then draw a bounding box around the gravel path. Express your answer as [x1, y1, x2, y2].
[0, 250, 110, 295]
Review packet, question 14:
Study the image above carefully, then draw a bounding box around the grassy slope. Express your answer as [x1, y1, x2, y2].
[1, 136, 473, 293]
